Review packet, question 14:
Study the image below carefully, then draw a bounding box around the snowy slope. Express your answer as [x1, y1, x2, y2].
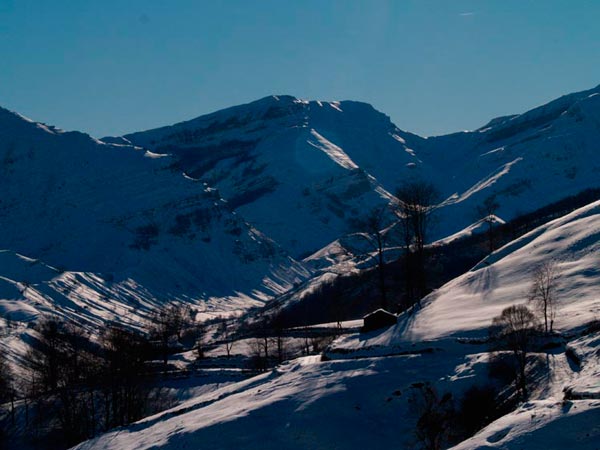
[0, 107, 309, 313]
[2, 83, 599, 335]
[71, 200, 600, 450]
[451, 325, 600, 449]
[120, 95, 424, 258]
[335, 199, 600, 350]
[73, 349, 600, 450]
[119, 86, 600, 257]
[426, 85, 600, 237]
[72, 350, 488, 450]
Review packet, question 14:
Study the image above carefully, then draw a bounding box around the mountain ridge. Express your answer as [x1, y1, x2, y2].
[1, 83, 599, 320]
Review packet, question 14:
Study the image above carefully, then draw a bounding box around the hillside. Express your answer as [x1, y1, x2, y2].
[118, 86, 600, 261]
[71, 200, 600, 450]
[0, 107, 310, 318]
[0, 84, 598, 373]
[426, 84, 600, 237]
[1, 84, 599, 325]
[119, 95, 422, 258]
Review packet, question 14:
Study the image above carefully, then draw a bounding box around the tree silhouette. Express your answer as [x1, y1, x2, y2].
[528, 261, 560, 333]
[491, 305, 541, 399]
[395, 181, 440, 305]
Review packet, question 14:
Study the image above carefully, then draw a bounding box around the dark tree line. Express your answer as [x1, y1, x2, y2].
[352, 206, 394, 310]
[0, 314, 188, 449]
[395, 180, 440, 307]
[149, 303, 193, 368]
[0, 302, 216, 449]
[20, 319, 159, 447]
[410, 381, 511, 450]
[349, 180, 440, 313]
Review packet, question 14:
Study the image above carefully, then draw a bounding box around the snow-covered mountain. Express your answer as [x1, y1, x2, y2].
[2, 83, 600, 450]
[424, 84, 600, 235]
[71, 200, 600, 450]
[0, 106, 309, 324]
[118, 95, 423, 258]
[2, 84, 600, 326]
[113, 86, 600, 261]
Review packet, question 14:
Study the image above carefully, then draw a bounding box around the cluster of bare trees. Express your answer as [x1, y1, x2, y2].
[352, 180, 440, 312]
[248, 312, 291, 371]
[411, 381, 508, 450]
[395, 181, 440, 306]
[0, 319, 161, 448]
[0, 301, 210, 449]
[489, 260, 561, 399]
[149, 303, 193, 368]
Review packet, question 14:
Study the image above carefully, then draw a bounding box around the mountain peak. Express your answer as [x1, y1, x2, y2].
[0, 105, 65, 136]
[475, 83, 600, 138]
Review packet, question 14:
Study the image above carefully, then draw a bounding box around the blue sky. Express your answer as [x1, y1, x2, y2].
[1, 0, 599, 137]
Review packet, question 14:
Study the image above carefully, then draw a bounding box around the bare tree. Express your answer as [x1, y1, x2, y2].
[258, 320, 270, 362]
[100, 326, 153, 429]
[327, 280, 346, 332]
[219, 317, 234, 358]
[249, 337, 267, 372]
[151, 303, 190, 341]
[395, 181, 440, 304]
[0, 351, 12, 399]
[149, 303, 191, 368]
[491, 305, 541, 399]
[477, 194, 500, 253]
[351, 205, 392, 309]
[411, 383, 455, 450]
[195, 321, 207, 360]
[270, 311, 288, 363]
[22, 320, 105, 446]
[25, 319, 63, 392]
[25, 319, 89, 392]
[0, 350, 14, 432]
[302, 326, 311, 355]
[528, 261, 560, 334]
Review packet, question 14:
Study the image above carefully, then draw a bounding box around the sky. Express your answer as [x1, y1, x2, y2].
[1, 0, 599, 138]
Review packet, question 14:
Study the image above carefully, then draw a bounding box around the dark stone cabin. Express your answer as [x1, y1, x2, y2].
[361, 309, 397, 332]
